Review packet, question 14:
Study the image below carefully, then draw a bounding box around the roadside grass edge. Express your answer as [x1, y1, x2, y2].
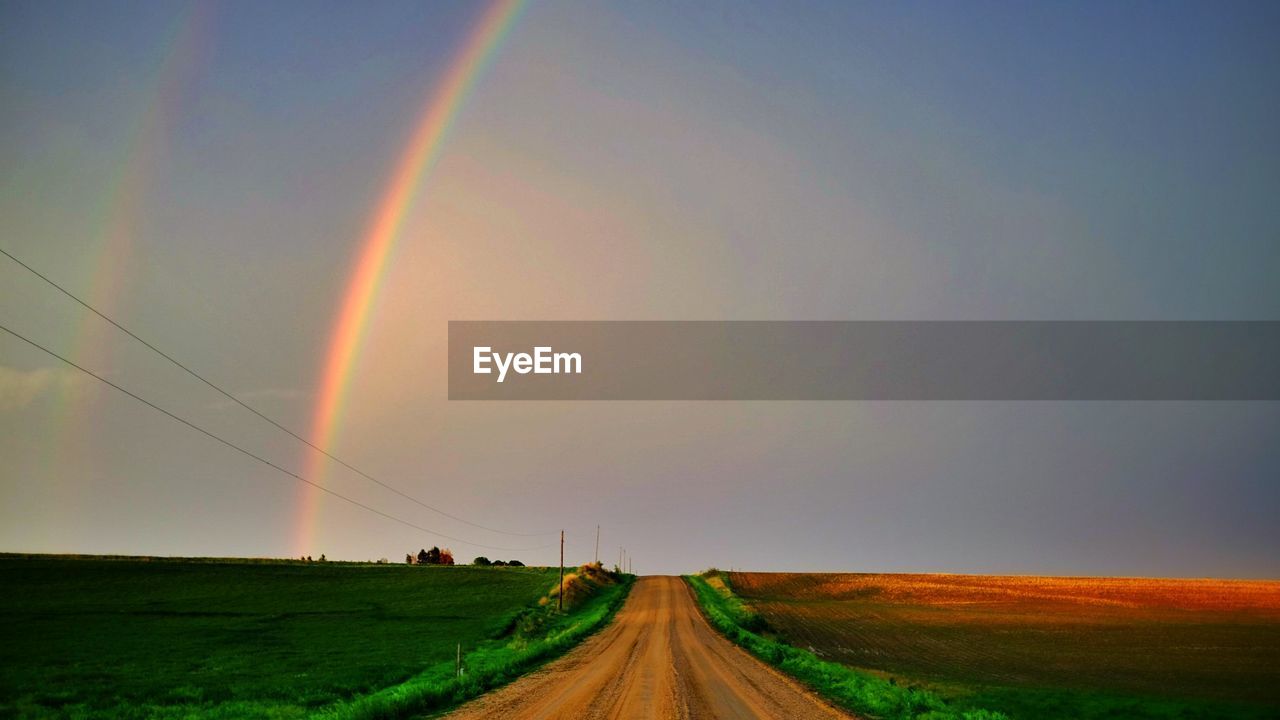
[683, 572, 1007, 720]
[319, 572, 634, 720]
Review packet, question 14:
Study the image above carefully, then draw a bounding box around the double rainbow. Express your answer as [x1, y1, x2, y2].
[296, 0, 527, 554]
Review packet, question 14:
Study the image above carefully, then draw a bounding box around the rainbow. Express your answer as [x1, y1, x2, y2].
[52, 4, 212, 490]
[296, 0, 527, 555]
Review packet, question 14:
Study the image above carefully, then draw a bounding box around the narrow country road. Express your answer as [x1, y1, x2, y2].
[442, 576, 852, 720]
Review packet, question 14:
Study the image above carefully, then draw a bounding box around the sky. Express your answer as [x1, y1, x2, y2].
[1, 0, 1278, 576]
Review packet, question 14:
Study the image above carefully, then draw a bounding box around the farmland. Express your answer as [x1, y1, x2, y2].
[0, 555, 628, 719]
[726, 572, 1280, 720]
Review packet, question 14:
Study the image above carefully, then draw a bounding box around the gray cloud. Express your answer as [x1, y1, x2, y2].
[0, 365, 76, 411]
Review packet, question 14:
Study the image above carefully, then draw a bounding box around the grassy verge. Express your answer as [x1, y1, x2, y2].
[684, 571, 1006, 720]
[321, 563, 633, 720]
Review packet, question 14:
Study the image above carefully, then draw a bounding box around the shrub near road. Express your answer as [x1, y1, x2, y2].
[725, 572, 1280, 720]
[0, 555, 627, 719]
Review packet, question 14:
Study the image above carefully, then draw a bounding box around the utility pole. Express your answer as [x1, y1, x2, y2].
[594, 525, 600, 566]
[558, 530, 565, 611]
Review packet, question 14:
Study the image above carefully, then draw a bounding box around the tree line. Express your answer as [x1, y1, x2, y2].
[404, 547, 525, 567]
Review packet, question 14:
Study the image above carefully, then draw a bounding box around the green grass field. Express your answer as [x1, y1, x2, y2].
[714, 572, 1280, 720]
[0, 555, 625, 719]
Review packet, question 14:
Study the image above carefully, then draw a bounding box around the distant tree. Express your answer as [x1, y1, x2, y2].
[306, 555, 312, 563]
[418, 548, 433, 564]
[440, 548, 455, 566]
[406, 553, 415, 565]
[491, 560, 507, 566]
[507, 560, 524, 567]
[319, 554, 326, 562]
[473, 556, 491, 566]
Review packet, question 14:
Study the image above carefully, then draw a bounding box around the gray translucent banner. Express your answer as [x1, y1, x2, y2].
[448, 321, 1280, 400]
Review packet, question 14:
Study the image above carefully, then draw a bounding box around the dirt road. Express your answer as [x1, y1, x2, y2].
[443, 576, 851, 720]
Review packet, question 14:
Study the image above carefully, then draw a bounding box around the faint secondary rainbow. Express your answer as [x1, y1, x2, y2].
[295, 0, 527, 555]
[51, 3, 212, 484]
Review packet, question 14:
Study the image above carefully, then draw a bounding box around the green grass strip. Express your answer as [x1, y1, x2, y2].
[320, 575, 634, 720]
[684, 573, 1006, 720]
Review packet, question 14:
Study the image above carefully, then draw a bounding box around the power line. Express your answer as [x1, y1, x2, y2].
[0, 245, 551, 538]
[0, 322, 551, 554]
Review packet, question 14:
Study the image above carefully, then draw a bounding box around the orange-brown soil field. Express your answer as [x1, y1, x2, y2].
[729, 572, 1280, 719]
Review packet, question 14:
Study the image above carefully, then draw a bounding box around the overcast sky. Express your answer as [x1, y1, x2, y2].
[2, 0, 1278, 576]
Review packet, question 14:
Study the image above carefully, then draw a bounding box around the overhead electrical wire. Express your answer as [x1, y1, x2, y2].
[0, 322, 552, 553]
[0, 245, 553, 537]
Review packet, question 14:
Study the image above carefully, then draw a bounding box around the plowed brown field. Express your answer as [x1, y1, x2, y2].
[729, 572, 1280, 707]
